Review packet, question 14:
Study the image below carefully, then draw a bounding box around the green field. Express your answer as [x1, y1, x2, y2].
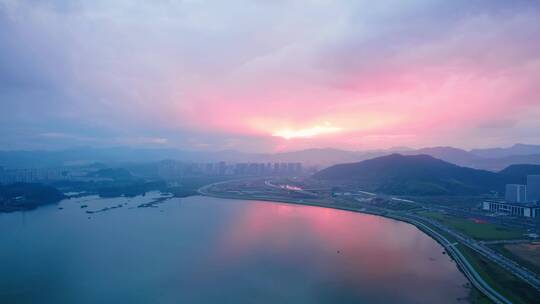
[490, 243, 540, 276]
[402, 213, 533, 304]
[458, 244, 540, 304]
[418, 211, 525, 241]
[408, 213, 532, 303]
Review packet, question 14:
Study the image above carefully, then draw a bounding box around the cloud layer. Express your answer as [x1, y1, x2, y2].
[1, 0, 540, 151]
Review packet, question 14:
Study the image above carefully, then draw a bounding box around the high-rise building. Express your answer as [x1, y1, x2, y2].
[505, 184, 527, 203]
[527, 175, 540, 202]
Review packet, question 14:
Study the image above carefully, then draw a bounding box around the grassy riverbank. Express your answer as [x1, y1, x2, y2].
[418, 211, 525, 241]
[200, 184, 540, 304]
[490, 243, 540, 276]
[458, 244, 540, 304]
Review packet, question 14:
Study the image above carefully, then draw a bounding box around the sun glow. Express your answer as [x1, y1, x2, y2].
[272, 124, 342, 140]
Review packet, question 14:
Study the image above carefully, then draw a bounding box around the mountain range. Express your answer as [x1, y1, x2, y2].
[403, 144, 540, 171]
[1, 144, 540, 170]
[313, 154, 540, 196]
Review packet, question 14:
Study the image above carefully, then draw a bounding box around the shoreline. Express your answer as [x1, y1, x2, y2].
[198, 187, 510, 304]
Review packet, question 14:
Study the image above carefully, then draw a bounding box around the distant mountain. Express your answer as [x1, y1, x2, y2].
[373, 146, 540, 171]
[2, 144, 540, 170]
[471, 144, 540, 158]
[0, 148, 256, 169]
[313, 154, 504, 196]
[474, 154, 540, 171]
[498, 164, 540, 184]
[0, 147, 382, 169]
[0, 148, 181, 168]
[255, 148, 364, 165]
[402, 146, 482, 168]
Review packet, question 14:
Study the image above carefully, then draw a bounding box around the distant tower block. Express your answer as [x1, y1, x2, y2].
[505, 184, 527, 203]
[527, 175, 540, 202]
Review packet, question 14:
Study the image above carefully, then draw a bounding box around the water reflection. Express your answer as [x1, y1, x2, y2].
[0, 195, 469, 303]
[205, 199, 469, 303]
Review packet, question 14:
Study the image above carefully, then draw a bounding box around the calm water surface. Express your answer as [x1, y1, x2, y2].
[0, 193, 470, 303]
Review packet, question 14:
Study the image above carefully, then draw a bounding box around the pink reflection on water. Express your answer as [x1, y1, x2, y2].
[212, 201, 455, 282]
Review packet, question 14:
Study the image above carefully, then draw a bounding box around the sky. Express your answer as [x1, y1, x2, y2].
[1, 0, 540, 152]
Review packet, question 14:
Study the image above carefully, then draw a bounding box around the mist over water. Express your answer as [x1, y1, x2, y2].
[0, 194, 469, 303]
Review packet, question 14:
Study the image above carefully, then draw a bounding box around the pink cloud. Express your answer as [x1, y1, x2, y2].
[2, 1, 540, 150]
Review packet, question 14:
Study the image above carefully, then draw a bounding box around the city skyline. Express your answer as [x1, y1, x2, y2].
[1, 1, 540, 152]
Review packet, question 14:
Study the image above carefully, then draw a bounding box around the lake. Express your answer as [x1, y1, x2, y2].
[0, 193, 470, 303]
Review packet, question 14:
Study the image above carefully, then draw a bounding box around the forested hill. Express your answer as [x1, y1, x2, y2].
[313, 154, 506, 196]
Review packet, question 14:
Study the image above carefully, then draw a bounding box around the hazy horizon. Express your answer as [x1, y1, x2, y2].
[0, 142, 538, 154]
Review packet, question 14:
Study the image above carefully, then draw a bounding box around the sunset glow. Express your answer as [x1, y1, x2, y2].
[1, 1, 539, 151]
[272, 124, 343, 140]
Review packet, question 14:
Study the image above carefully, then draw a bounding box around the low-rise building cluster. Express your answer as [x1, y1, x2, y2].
[157, 160, 303, 180]
[483, 175, 540, 218]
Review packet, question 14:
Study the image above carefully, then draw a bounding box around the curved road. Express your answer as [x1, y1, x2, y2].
[199, 180, 514, 304]
[412, 214, 540, 291]
[391, 214, 511, 304]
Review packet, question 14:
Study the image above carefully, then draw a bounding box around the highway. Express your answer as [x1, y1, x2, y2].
[389, 213, 512, 304]
[199, 179, 524, 303]
[348, 191, 540, 293]
[350, 189, 540, 292]
[410, 213, 540, 291]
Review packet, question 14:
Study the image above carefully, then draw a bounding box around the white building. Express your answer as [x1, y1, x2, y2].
[483, 200, 540, 218]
